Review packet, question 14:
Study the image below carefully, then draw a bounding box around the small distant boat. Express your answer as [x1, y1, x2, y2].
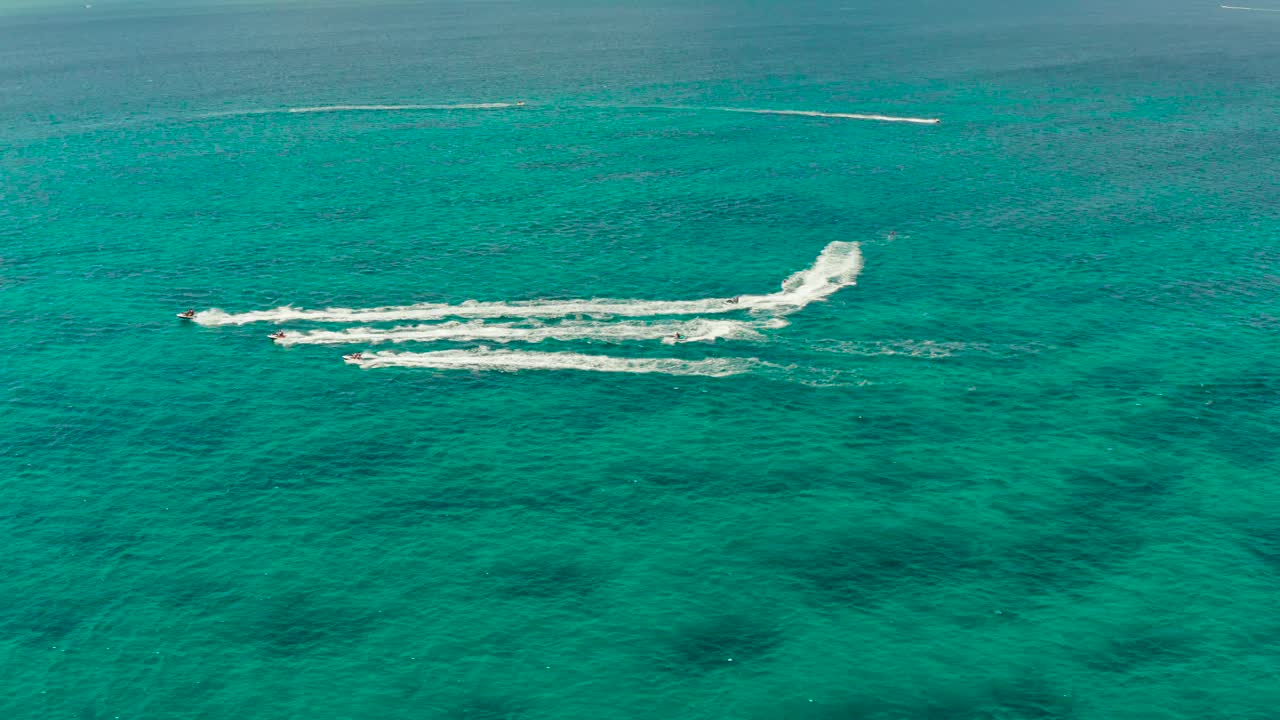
[268, 331, 286, 340]
[343, 352, 363, 362]
[176, 309, 196, 320]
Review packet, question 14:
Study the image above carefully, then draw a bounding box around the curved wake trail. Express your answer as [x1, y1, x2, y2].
[275, 318, 787, 347]
[197, 241, 863, 326]
[711, 107, 942, 125]
[346, 349, 759, 377]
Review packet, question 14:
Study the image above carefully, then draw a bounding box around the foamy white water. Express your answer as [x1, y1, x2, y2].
[196, 242, 863, 326]
[275, 318, 787, 347]
[346, 349, 758, 377]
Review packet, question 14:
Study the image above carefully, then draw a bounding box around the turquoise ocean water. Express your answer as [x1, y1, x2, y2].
[3, 0, 1280, 717]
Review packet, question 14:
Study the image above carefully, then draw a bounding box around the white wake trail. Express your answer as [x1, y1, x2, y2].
[286, 103, 515, 113]
[712, 107, 942, 125]
[275, 318, 787, 347]
[196, 241, 863, 326]
[199, 103, 517, 119]
[341, 348, 856, 385]
[346, 349, 759, 377]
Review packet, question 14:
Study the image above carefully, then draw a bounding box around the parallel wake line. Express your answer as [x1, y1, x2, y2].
[276, 318, 787, 347]
[196, 241, 863, 326]
[1221, 5, 1280, 10]
[347, 349, 759, 377]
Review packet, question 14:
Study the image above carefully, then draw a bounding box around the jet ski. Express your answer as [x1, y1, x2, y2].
[343, 352, 363, 362]
[176, 309, 196, 320]
[268, 331, 286, 340]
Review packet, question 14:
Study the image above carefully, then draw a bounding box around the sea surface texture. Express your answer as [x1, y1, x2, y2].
[3, 0, 1279, 718]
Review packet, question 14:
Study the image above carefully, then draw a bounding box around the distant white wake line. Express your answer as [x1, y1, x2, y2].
[624, 104, 941, 125]
[196, 241, 863, 326]
[347, 349, 759, 377]
[287, 103, 514, 114]
[275, 318, 787, 347]
[200, 103, 515, 119]
[1221, 5, 1280, 10]
[204, 102, 939, 124]
[712, 107, 941, 125]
